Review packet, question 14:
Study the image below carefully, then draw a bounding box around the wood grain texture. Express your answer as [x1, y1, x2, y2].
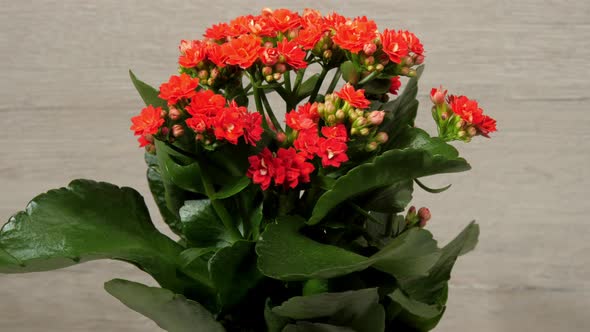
[0, 0, 588, 331]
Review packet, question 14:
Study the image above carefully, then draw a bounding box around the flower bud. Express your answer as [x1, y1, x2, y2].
[415, 55, 425, 65]
[263, 41, 274, 48]
[276, 132, 287, 143]
[198, 70, 209, 80]
[368, 111, 385, 126]
[363, 43, 377, 56]
[348, 111, 359, 122]
[161, 127, 170, 136]
[335, 109, 346, 121]
[168, 107, 181, 121]
[375, 132, 389, 143]
[273, 72, 282, 81]
[210, 68, 220, 79]
[275, 63, 287, 73]
[375, 64, 384, 72]
[408, 206, 416, 215]
[195, 133, 204, 142]
[145, 143, 156, 154]
[262, 66, 273, 76]
[327, 114, 336, 124]
[366, 141, 378, 151]
[364, 56, 375, 66]
[378, 54, 390, 66]
[359, 127, 370, 136]
[160, 109, 168, 118]
[456, 119, 465, 128]
[402, 56, 414, 66]
[430, 86, 447, 106]
[288, 29, 299, 40]
[323, 49, 332, 60]
[418, 207, 431, 227]
[366, 65, 375, 72]
[265, 75, 274, 82]
[317, 103, 326, 116]
[325, 102, 336, 115]
[207, 78, 215, 86]
[172, 124, 185, 138]
[467, 126, 477, 137]
[400, 67, 410, 76]
[350, 127, 359, 136]
[278, 54, 287, 64]
[144, 134, 154, 143]
[407, 69, 417, 77]
[353, 117, 367, 128]
[261, 47, 279, 65]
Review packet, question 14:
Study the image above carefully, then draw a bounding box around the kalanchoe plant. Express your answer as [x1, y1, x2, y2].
[1, 8, 496, 332]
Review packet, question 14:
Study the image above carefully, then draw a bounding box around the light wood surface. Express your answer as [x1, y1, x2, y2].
[0, 0, 588, 331]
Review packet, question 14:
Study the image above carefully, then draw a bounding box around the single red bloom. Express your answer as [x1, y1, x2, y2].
[158, 74, 200, 105]
[206, 43, 228, 68]
[296, 23, 325, 50]
[321, 124, 348, 142]
[186, 113, 209, 133]
[229, 14, 275, 37]
[130, 105, 164, 136]
[178, 40, 208, 68]
[259, 47, 280, 66]
[276, 39, 308, 69]
[317, 137, 349, 168]
[247, 148, 275, 190]
[222, 34, 263, 69]
[399, 30, 424, 56]
[186, 90, 226, 117]
[301, 8, 323, 27]
[293, 128, 320, 159]
[243, 112, 264, 146]
[380, 29, 409, 64]
[323, 12, 348, 30]
[137, 135, 152, 148]
[285, 102, 319, 131]
[212, 105, 245, 144]
[332, 16, 378, 54]
[389, 76, 402, 95]
[448, 95, 497, 136]
[478, 115, 497, 137]
[263, 8, 302, 33]
[204, 22, 233, 40]
[334, 83, 371, 109]
[275, 147, 314, 188]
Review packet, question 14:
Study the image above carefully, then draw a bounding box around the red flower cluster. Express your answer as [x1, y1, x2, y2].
[389, 76, 402, 95]
[159, 74, 200, 105]
[334, 83, 371, 109]
[247, 147, 314, 190]
[332, 16, 378, 54]
[185, 90, 263, 145]
[130, 105, 164, 147]
[447, 95, 497, 137]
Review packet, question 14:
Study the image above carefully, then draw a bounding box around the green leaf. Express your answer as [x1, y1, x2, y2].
[180, 200, 232, 248]
[340, 61, 357, 82]
[209, 241, 262, 309]
[415, 178, 452, 194]
[213, 176, 250, 199]
[283, 323, 356, 332]
[297, 73, 320, 99]
[256, 217, 439, 281]
[308, 147, 470, 225]
[399, 221, 479, 302]
[145, 152, 184, 236]
[380, 65, 423, 144]
[155, 140, 206, 194]
[358, 179, 413, 213]
[273, 288, 383, 332]
[265, 299, 290, 332]
[391, 127, 460, 157]
[388, 289, 444, 332]
[389, 289, 442, 319]
[0, 180, 190, 293]
[129, 70, 167, 109]
[361, 78, 392, 95]
[104, 279, 225, 332]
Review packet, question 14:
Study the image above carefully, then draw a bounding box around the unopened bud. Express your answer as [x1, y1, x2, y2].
[278, 54, 287, 64]
[168, 107, 181, 121]
[418, 207, 431, 227]
[144, 134, 154, 143]
[276, 132, 287, 143]
[210, 68, 220, 79]
[325, 102, 336, 115]
[402, 56, 414, 66]
[145, 143, 156, 154]
[288, 29, 299, 40]
[275, 63, 287, 73]
[430, 87, 447, 105]
[407, 69, 417, 77]
[161, 127, 169, 136]
[353, 117, 367, 128]
[327, 114, 336, 124]
[408, 206, 416, 215]
[350, 127, 359, 136]
[160, 109, 168, 118]
[263, 41, 274, 48]
[195, 133, 204, 142]
[366, 65, 375, 72]
[456, 119, 465, 128]
[467, 126, 477, 137]
[262, 66, 273, 76]
[375, 132, 389, 143]
[172, 124, 185, 138]
[363, 43, 377, 56]
[335, 109, 346, 121]
[198, 70, 209, 80]
[265, 75, 274, 82]
[317, 103, 326, 116]
[273, 72, 282, 81]
[368, 111, 385, 126]
[348, 111, 359, 122]
[375, 64, 384, 72]
[415, 55, 425, 65]
[457, 130, 466, 137]
[440, 111, 449, 120]
[366, 141, 378, 151]
[401, 67, 410, 76]
[378, 54, 390, 66]
[359, 128, 370, 136]
[323, 49, 332, 60]
[364, 56, 375, 66]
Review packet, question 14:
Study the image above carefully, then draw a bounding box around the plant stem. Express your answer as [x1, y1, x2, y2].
[349, 202, 384, 225]
[197, 159, 243, 242]
[284, 70, 291, 92]
[358, 71, 378, 85]
[293, 68, 306, 94]
[308, 67, 329, 103]
[260, 91, 284, 133]
[326, 68, 342, 94]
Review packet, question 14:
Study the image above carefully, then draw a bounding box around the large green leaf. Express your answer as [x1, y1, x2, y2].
[155, 140, 206, 194]
[357, 179, 413, 213]
[400, 221, 480, 302]
[208, 241, 263, 309]
[273, 288, 384, 332]
[256, 216, 439, 281]
[0, 180, 191, 293]
[297, 73, 320, 100]
[391, 127, 460, 157]
[180, 200, 232, 248]
[105, 279, 225, 332]
[129, 70, 167, 109]
[283, 323, 356, 332]
[265, 299, 290, 332]
[388, 289, 444, 332]
[308, 147, 470, 225]
[145, 152, 184, 236]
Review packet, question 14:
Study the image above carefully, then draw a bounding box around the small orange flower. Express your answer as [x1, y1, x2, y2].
[399, 30, 424, 56]
[130, 105, 164, 147]
[380, 29, 409, 64]
[332, 16, 377, 54]
[334, 83, 371, 109]
[222, 34, 262, 69]
[178, 40, 208, 68]
[158, 74, 200, 105]
[276, 39, 308, 69]
[262, 8, 302, 33]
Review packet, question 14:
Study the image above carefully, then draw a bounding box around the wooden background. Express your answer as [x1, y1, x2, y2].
[0, 0, 588, 331]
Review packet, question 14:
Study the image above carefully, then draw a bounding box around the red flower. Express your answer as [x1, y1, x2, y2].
[276, 39, 308, 69]
[178, 40, 208, 68]
[243, 112, 264, 146]
[263, 8, 302, 33]
[130, 105, 164, 136]
[204, 22, 232, 40]
[212, 104, 246, 144]
[159, 74, 200, 105]
[430, 86, 447, 105]
[247, 148, 275, 190]
[285, 102, 319, 131]
[275, 147, 314, 188]
[323, 12, 348, 30]
[321, 124, 348, 142]
[206, 43, 228, 68]
[399, 30, 424, 56]
[137, 135, 152, 148]
[334, 83, 371, 109]
[185, 113, 209, 133]
[293, 128, 320, 159]
[389, 76, 402, 95]
[222, 34, 262, 69]
[259, 47, 280, 66]
[380, 29, 409, 64]
[332, 16, 378, 54]
[296, 23, 325, 50]
[448, 95, 497, 136]
[317, 137, 349, 168]
[186, 90, 226, 117]
[301, 8, 323, 27]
